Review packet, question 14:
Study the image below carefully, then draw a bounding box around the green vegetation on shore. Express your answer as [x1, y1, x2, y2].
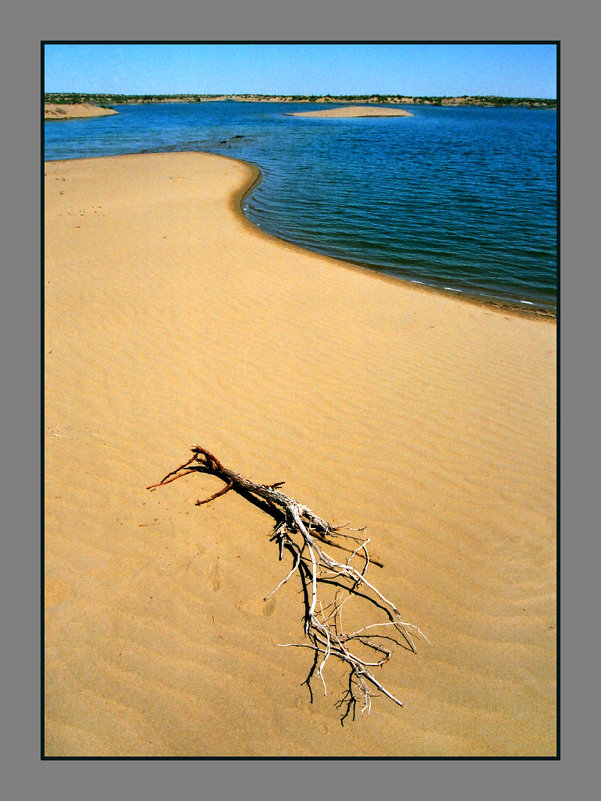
[45, 92, 557, 109]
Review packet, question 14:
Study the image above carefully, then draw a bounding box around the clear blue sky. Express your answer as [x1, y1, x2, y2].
[44, 43, 557, 99]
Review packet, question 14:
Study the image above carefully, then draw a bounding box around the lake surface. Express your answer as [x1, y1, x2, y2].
[45, 101, 557, 313]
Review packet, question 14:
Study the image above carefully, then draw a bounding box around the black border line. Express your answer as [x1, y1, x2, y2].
[41, 40, 560, 761]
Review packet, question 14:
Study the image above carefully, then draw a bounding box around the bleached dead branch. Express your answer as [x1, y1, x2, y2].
[147, 445, 428, 721]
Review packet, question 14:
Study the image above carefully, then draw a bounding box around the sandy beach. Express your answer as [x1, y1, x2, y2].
[44, 103, 118, 120]
[44, 152, 556, 757]
[287, 105, 413, 117]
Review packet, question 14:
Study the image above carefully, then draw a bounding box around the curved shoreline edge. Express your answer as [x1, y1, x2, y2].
[224, 153, 555, 321]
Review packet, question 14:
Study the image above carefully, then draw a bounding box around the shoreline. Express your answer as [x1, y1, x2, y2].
[46, 151, 555, 318]
[137, 147, 552, 319]
[45, 93, 557, 110]
[229, 157, 555, 320]
[45, 152, 556, 756]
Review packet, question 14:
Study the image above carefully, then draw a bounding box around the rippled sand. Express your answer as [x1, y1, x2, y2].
[45, 152, 556, 756]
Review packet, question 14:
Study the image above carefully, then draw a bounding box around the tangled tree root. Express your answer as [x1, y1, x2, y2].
[147, 445, 429, 721]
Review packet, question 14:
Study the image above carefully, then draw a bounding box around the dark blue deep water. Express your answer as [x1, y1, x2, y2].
[45, 102, 557, 313]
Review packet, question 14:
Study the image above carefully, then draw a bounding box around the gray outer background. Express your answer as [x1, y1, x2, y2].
[2, 0, 597, 797]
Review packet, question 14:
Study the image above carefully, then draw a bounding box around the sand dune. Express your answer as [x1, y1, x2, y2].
[44, 152, 556, 756]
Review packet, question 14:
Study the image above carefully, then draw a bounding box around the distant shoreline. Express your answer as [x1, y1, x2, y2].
[44, 92, 557, 110]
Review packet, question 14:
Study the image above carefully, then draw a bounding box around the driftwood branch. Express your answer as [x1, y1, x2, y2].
[147, 445, 429, 720]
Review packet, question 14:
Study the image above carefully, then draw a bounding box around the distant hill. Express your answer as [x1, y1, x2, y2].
[44, 92, 557, 109]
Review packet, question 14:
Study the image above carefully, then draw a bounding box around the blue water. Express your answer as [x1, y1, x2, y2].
[45, 101, 557, 313]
